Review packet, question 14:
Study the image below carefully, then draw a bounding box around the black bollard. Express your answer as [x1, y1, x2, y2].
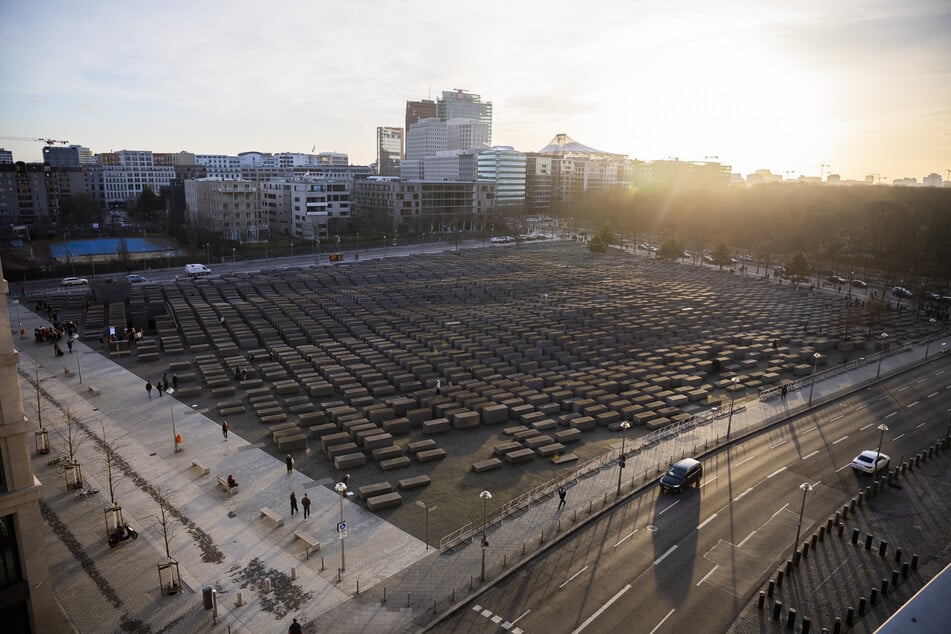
[819, 525, 826, 541]
[895, 547, 902, 563]
[892, 569, 899, 586]
[858, 596, 867, 614]
[852, 528, 860, 544]
[865, 534, 874, 550]
[758, 591, 766, 609]
[881, 578, 889, 596]
[773, 600, 783, 621]
[912, 554, 919, 570]
[793, 550, 801, 566]
[902, 562, 909, 578]
[835, 510, 842, 524]
[786, 558, 793, 574]
[768, 580, 775, 597]
[857, 491, 865, 506]
[846, 607, 854, 626]
[834, 617, 842, 634]
[879, 541, 888, 557]
[803, 542, 810, 558]
[787, 608, 797, 629]
[802, 617, 811, 634]
[777, 569, 785, 587]
[838, 522, 844, 537]
[811, 533, 818, 548]
[870, 587, 878, 605]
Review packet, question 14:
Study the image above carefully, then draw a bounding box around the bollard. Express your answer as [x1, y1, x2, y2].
[902, 562, 909, 579]
[865, 534, 873, 550]
[827, 517, 834, 533]
[470, 576, 473, 590]
[811, 533, 818, 548]
[838, 522, 844, 537]
[407, 592, 412, 608]
[433, 598, 437, 614]
[793, 550, 801, 566]
[758, 591, 766, 609]
[819, 525, 826, 541]
[852, 528, 860, 544]
[835, 510, 842, 524]
[881, 578, 889, 596]
[879, 541, 888, 557]
[803, 542, 810, 559]
[912, 554, 919, 570]
[503, 554, 507, 568]
[870, 587, 878, 605]
[383, 586, 387, 603]
[901, 462, 907, 474]
[857, 491, 864, 506]
[895, 547, 902, 563]
[264, 578, 272, 593]
[291, 567, 298, 581]
[834, 617, 842, 634]
[858, 596, 866, 614]
[321, 556, 325, 571]
[802, 617, 811, 634]
[777, 569, 785, 587]
[848, 498, 854, 514]
[236, 591, 244, 607]
[356, 580, 360, 595]
[452, 588, 455, 602]
[845, 607, 854, 626]
[522, 541, 526, 556]
[786, 559, 793, 574]
[892, 570, 899, 586]
[772, 600, 783, 621]
[787, 607, 797, 629]
[768, 580, 775, 597]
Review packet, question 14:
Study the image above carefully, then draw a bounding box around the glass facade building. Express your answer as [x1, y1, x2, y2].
[376, 127, 403, 176]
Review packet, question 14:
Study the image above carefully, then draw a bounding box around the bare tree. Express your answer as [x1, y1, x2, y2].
[99, 421, 128, 508]
[53, 407, 85, 466]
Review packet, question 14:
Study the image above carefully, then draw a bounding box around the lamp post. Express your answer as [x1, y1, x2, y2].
[726, 376, 740, 438]
[876, 424, 889, 473]
[924, 318, 937, 359]
[808, 352, 822, 405]
[232, 247, 236, 263]
[13, 299, 22, 339]
[792, 482, 813, 565]
[166, 388, 180, 452]
[204, 243, 209, 265]
[616, 421, 631, 496]
[73, 334, 83, 383]
[335, 481, 347, 571]
[290, 242, 294, 258]
[415, 500, 437, 551]
[876, 332, 888, 378]
[479, 490, 492, 582]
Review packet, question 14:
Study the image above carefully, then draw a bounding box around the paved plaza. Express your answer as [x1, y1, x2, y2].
[12, 241, 950, 632]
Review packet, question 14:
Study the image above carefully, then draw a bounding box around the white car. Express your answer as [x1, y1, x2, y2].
[891, 287, 912, 298]
[61, 277, 88, 286]
[127, 274, 147, 284]
[850, 450, 890, 474]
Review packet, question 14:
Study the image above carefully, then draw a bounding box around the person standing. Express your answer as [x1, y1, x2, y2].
[171, 373, 178, 389]
[290, 491, 298, 516]
[157, 379, 164, 396]
[221, 420, 229, 441]
[286, 453, 294, 474]
[557, 486, 567, 509]
[288, 618, 303, 634]
[301, 493, 311, 520]
[146, 380, 153, 398]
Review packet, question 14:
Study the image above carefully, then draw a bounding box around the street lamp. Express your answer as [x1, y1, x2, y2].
[925, 318, 937, 359]
[334, 481, 348, 571]
[415, 500, 437, 551]
[204, 243, 209, 264]
[166, 388, 180, 453]
[13, 299, 22, 339]
[232, 247, 236, 263]
[876, 332, 888, 378]
[290, 242, 294, 258]
[73, 334, 83, 383]
[875, 424, 889, 474]
[792, 482, 813, 565]
[479, 490, 492, 582]
[808, 352, 822, 405]
[617, 421, 631, 496]
[726, 376, 740, 438]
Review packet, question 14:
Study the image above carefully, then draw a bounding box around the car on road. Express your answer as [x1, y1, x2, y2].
[127, 274, 147, 284]
[61, 277, 88, 286]
[850, 279, 868, 289]
[891, 286, 913, 298]
[659, 458, 703, 493]
[850, 450, 890, 474]
[828, 275, 847, 284]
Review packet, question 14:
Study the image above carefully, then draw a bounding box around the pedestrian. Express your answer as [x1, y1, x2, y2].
[286, 453, 294, 474]
[435, 378, 441, 395]
[301, 493, 311, 520]
[781, 384, 788, 400]
[290, 491, 298, 516]
[172, 374, 178, 389]
[289, 617, 303, 634]
[67, 338, 73, 353]
[146, 380, 153, 398]
[157, 379, 164, 396]
[222, 420, 229, 441]
[557, 485, 567, 509]
[162, 372, 168, 387]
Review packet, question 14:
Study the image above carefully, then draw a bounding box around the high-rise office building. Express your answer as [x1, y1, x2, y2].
[376, 127, 403, 176]
[477, 147, 526, 210]
[437, 90, 493, 145]
[405, 99, 437, 136]
[42, 145, 92, 168]
[405, 118, 448, 162]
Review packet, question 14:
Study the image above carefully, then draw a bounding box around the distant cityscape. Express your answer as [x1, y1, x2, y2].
[1, 88, 948, 246]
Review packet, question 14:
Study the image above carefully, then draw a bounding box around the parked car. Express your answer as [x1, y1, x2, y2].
[891, 287, 913, 298]
[127, 274, 147, 284]
[61, 277, 88, 286]
[659, 458, 703, 493]
[850, 279, 868, 289]
[850, 450, 890, 474]
[828, 275, 847, 284]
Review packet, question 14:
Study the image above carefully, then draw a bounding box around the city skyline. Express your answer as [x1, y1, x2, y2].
[1, 1, 948, 182]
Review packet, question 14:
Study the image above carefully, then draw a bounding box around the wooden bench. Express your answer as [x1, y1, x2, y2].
[397, 475, 431, 490]
[191, 460, 210, 475]
[259, 507, 283, 526]
[294, 531, 320, 556]
[366, 491, 403, 511]
[472, 458, 504, 473]
[216, 475, 239, 495]
[87, 385, 101, 396]
[357, 482, 394, 500]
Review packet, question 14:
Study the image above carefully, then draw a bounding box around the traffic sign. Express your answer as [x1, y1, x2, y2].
[337, 521, 347, 532]
[338, 530, 348, 539]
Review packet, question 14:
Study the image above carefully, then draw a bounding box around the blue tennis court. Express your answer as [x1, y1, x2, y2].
[50, 237, 178, 258]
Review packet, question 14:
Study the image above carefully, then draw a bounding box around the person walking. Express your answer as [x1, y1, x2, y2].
[781, 384, 788, 400]
[288, 617, 303, 634]
[290, 491, 298, 516]
[221, 420, 229, 441]
[286, 453, 294, 475]
[301, 493, 311, 520]
[157, 379, 164, 396]
[557, 485, 567, 509]
[146, 380, 153, 398]
[171, 373, 178, 389]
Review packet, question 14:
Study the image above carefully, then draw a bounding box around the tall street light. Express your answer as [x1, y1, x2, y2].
[808, 352, 822, 405]
[204, 243, 210, 264]
[334, 481, 348, 571]
[166, 387, 180, 453]
[876, 332, 888, 378]
[726, 376, 740, 438]
[479, 490, 492, 582]
[792, 482, 813, 565]
[876, 424, 889, 474]
[72, 334, 83, 383]
[924, 318, 937, 359]
[616, 421, 631, 496]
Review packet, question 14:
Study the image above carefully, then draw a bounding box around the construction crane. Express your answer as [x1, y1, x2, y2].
[819, 164, 830, 181]
[0, 136, 70, 145]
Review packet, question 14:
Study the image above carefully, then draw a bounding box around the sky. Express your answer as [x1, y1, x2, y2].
[1, 0, 949, 182]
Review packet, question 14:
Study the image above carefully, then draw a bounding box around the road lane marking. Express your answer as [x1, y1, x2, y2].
[877, 396, 887, 401]
[614, 529, 638, 548]
[733, 487, 754, 502]
[856, 403, 868, 409]
[833, 435, 849, 445]
[767, 466, 787, 478]
[697, 565, 719, 587]
[700, 475, 718, 488]
[654, 545, 678, 566]
[737, 530, 756, 548]
[801, 426, 818, 435]
[830, 414, 843, 422]
[860, 423, 874, 431]
[697, 513, 718, 531]
[559, 566, 589, 588]
[802, 450, 819, 460]
[736, 455, 755, 466]
[917, 422, 926, 429]
[658, 500, 680, 516]
[772, 502, 791, 518]
[936, 369, 945, 376]
[511, 610, 531, 624]
[916, 378, 927, 384]
[836, 463, 852, 472]
[885, 411, 897, 419]
[571, 584, 631, 633]
[649, 609, 676, 634]
[897, 385, 909, 392]
[907, 401, 919, 408]
[770, 440, 789, 449]
[927, 392, 939, 398]
[812, 480, 822, 487]
[893, 433, 906, 441]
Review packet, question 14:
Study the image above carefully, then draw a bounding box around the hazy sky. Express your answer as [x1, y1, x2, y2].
[1, 1, 949, 181]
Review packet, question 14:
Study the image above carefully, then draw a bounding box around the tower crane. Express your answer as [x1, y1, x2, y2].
[819, 164, 830, 181]
[0, 136, 70, 145]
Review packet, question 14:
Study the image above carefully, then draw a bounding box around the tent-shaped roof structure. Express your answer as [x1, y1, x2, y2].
[537, 133, 626, 160]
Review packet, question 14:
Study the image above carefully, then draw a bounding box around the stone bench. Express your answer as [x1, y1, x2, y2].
[398, 475, 431, 490]
[191, 460, 210, 475]
[137, 352, 159, 362]
[493, 441, 523, 456]
[357, 482, 394, 500]
[276, 434, 308, 451]
[334, 452, 368, 470]
[218, 405, 246, 416]
[379, 456, 413, 471]
[259, 506, 283, 526]
[87, 385, 101, 396]
[505, 448, 535, 463]
[452, 411, 481, 429]
[294, 531, 320, 556]
[381, 418, 411, 435]
[216, 475, 238, 495]
[327, 442, 360, 459]
[366, 491, 403, 511]
[321, 432, 351, 452]
[174, 386, 202, 398]
[299, 411, 328, 426]
[551, 453, 579, 465]
[472, 458, 504, 473]
[421, 418, 451, 434]
[415, 448, 447, 463]
[363, 433, 394, 451]
[569, 416, 596, 431]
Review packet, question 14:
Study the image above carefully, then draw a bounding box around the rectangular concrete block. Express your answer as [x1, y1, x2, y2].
[422, 418, 451, 434]
[452, 411, 481, 429]
[504, 448, 535, 463]
[357, 482, 394, 500]
[366, 491, 403, 510]
[472, 458, 504, 472]
[334, 452, 367, 470]
[379, 456, 413, 471]
[415, 448, 447, 462]
[397, 475, 431, 490]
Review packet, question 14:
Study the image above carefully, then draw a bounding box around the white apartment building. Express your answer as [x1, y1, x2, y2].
[260, 177, 351, 241]
[94, 150, 176, 205]
[184, 178, 266, 242]
[196, 154, 241, 179]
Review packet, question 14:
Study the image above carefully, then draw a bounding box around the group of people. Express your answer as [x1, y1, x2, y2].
[288, 491, 312, 519]
[145, 372, 178, 398]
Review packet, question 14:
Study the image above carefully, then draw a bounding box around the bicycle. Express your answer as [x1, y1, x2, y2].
[75, 487, 99, 498]
[48, 455, 70, 467]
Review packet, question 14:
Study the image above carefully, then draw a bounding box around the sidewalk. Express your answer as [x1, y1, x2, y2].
[12, 300, 951, 634]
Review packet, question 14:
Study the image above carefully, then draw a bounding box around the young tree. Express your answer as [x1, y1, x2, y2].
[712, 242, 732, 268]
[115, 237, 132, 270]
[786, 251, 810, 281]
[658, 238, 684, 260]
[54, 407, 85, 466]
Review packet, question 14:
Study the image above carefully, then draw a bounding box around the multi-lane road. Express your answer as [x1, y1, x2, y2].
[439, 359, 951, 633]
